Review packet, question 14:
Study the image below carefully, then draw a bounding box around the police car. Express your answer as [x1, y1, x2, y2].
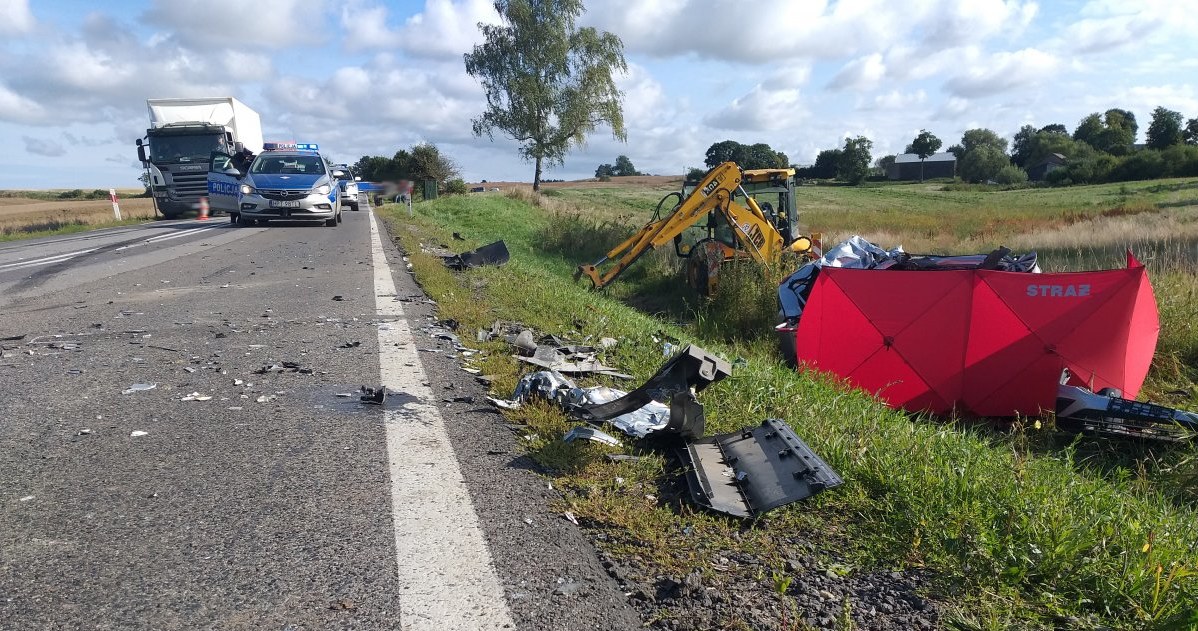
[332, 164, 361, 211]
[207, 142, 343, 227]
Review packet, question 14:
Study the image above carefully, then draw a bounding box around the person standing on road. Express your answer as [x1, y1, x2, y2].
[231, 148, 255, 175]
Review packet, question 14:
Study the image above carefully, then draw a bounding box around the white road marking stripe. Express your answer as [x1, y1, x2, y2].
[114, 225, 224, 251]
[368, 209, 516, 630]
[0, 248, 102, 270]
[0, 225, 227, 270]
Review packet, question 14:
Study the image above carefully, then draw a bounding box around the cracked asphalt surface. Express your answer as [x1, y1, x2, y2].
[0, 206, 640, 630]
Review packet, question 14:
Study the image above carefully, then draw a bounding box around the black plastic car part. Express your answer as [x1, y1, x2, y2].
[1056, 384, 1198, 441]
[443, 240, 510, 270]
[682, 418, 843, 518]
[568, 344, 732, 439]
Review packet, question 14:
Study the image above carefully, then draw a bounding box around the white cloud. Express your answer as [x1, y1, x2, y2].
[944, 48, 1060, 98]
[0, 83, 47, 124]
[861, 89, 927, 111]
[23, 135, 66, 157]
[342, 0, 502, 58]
[584, 0, 1038, 63]
[828, 54, 886, 91]
[142, 0, 334, 50]
[1063, 0, 1197, 54]
[0, 0, 35, 34]
[704, 84, 807, 132]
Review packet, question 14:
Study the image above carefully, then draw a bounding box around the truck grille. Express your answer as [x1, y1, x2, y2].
[259, 190, 308, 201]
[170, 172, 210, 201]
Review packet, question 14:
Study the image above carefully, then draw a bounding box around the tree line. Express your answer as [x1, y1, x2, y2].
[351, 142, 468, 195]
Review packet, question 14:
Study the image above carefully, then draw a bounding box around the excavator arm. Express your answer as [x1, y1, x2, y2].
[575, 162, 777, 290]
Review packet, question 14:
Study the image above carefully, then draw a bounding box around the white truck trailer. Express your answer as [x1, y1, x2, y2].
[136, 97, 264, 218]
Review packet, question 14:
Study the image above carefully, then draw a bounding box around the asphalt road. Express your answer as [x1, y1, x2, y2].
[0, 204, 640, 630]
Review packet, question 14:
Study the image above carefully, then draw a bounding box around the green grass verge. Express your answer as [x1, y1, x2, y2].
[378, 188, 1198, 630]
[0, 217, 150, 242]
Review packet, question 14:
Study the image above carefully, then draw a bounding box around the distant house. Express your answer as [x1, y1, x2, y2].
[1027, 153, 1067, 181]
[887, 152, 957, 180]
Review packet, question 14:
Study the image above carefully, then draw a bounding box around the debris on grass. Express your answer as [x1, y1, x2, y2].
[442, 240, 510, 270]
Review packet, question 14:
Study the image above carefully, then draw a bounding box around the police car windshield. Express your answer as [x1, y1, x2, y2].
[251, 155, 326, 175]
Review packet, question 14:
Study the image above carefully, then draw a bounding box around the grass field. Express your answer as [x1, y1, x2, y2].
[0, 190, 157, 241]
[380, 177, 1198, 630]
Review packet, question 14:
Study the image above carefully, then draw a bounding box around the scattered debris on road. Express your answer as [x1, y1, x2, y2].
[130, 430, 148, 437]
[359, 385, 387, 405]
[122, 383, 157, 394]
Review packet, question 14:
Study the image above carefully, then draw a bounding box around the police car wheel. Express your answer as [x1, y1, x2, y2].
[230, 213, 238, 224]
[325, 216, 338, 227]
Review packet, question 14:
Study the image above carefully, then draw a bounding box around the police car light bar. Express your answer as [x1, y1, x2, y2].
[262, 142, 319, 151]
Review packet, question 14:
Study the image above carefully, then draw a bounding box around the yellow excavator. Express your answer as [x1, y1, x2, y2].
[574, 162, 819, 295]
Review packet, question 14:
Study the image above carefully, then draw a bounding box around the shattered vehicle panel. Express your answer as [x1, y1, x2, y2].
[683, 418, 843, 518]
[1056, 383, 1198, 441]
[569, 344, 732, 440]
[490, 370, 672, 438]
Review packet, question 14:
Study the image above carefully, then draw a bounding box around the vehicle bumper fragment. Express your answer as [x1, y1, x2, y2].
[683, 418, 843, 518]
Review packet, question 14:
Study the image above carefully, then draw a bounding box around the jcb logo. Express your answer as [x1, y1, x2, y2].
[746, 224, 765, 248]
[1027, 284, 1091, 297]
[701, 177, 720, 197]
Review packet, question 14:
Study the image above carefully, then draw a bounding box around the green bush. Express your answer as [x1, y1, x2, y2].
[444, 178, 468, 195]
[993, 164, 1029, 185]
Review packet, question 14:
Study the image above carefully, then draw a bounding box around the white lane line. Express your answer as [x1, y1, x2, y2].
[0, 225, 228, 271]
[0, 248, 102, 271]
[113, 225, 225, 251]
[368, 209, 516, 631]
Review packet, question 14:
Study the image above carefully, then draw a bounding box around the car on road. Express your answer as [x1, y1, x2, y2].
[332, 164, 361, 211]
[207, 142, 343, 227]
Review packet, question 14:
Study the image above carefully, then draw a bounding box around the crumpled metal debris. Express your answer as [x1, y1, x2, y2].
[487, 370, 671, 438]
[497, 326, 630, 378]
[778, 235, 1039, 321]
[563, 426, 622, 447]
[569, 344, 732, 440]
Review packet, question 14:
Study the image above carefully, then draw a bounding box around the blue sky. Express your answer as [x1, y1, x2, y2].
[2, 0, 1196, 188]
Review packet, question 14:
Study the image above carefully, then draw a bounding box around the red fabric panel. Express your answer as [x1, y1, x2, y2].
[1123, 268, 1160, 398]
[846, 347, 943, 412]
[795, 272, 883, 377]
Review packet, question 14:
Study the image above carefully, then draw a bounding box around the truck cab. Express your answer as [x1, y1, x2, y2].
[137, 97, 263, 219]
